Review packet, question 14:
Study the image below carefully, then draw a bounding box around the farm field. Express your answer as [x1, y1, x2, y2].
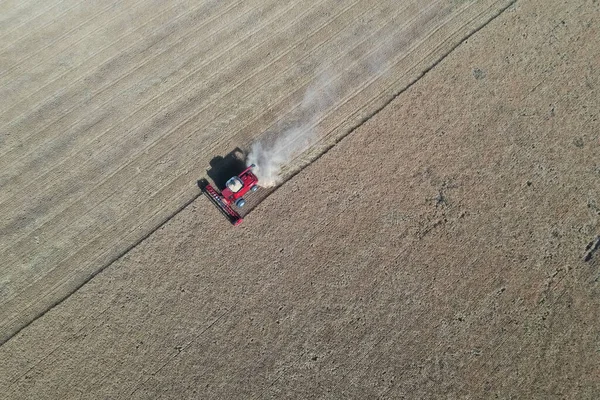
[0, 0, 513, 345]
[1, 0, 599, 398]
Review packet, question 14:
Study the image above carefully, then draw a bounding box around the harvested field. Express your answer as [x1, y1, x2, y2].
[1, 0, 599, 398]
[0, 0, 513, 344]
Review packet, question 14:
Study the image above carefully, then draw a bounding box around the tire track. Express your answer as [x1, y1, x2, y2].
[0, 1, 125, 78]
[0, 0, 270, 204]
[0, 0, 183, 113]
[0, 0, 245, 157]
[0, 0, 74, 45]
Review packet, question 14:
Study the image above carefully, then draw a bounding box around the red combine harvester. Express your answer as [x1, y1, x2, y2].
[202, 164, 259, 226]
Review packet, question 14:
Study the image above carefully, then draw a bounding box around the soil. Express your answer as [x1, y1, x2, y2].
[0, 0, 599, 398]
[0, 0, 513, 344]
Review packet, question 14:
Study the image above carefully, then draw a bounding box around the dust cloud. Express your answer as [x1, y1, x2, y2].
[246, 72, 338, 187]
[246, 1, 449, 187]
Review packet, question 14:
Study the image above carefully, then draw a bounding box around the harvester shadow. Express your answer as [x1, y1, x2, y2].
[201, 147, 247, 190]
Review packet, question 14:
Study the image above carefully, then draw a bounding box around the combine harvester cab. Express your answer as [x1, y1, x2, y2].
[201, 164, 259, 226]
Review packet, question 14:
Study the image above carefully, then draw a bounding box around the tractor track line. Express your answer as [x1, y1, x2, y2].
[0, 0, 76, 48]
[0, 0, 517, 348]
[0, 1, 124, 79]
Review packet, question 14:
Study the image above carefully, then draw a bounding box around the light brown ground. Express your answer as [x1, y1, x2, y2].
[1, 0, 599, 398]
[0, 0, 512, 344]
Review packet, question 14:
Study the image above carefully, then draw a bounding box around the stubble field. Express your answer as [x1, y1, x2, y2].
[0, 0, 599, 398]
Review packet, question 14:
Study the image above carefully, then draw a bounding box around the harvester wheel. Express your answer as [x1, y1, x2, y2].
[250, 185, 258, 192]
[235, 198, 246, 208]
